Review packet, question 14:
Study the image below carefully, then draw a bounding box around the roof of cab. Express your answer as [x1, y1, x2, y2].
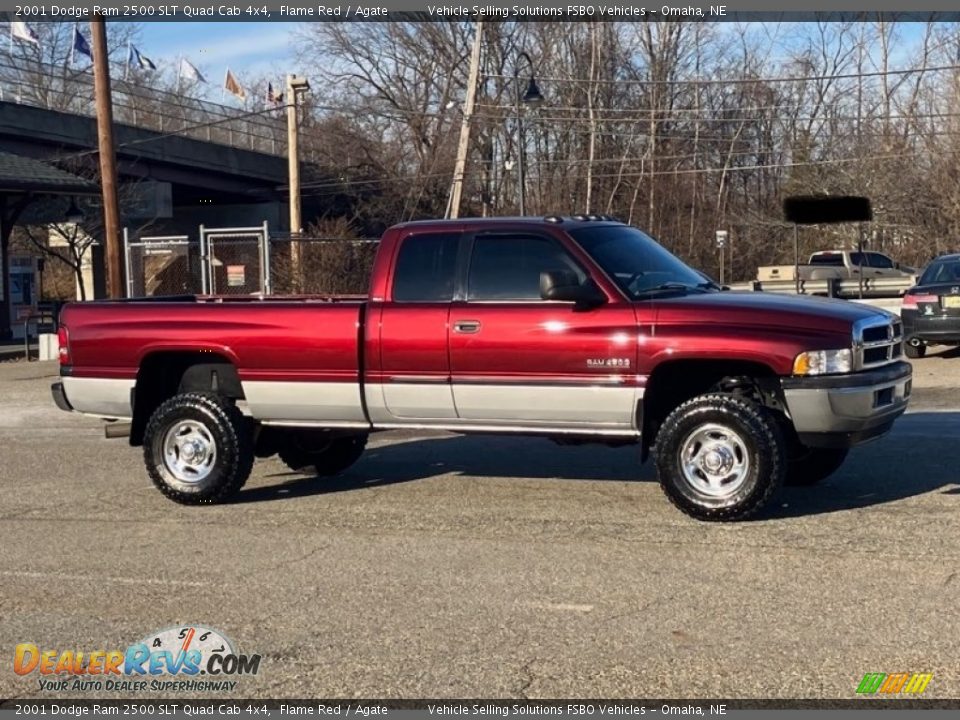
[390, 215, 627, 232]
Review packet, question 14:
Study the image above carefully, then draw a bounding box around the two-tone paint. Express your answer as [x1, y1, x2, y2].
[57, 217, 890, 438]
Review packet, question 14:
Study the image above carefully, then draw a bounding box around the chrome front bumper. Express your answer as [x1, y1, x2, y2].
[780, 361, 912, 448]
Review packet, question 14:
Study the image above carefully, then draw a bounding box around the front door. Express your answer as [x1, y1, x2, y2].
[448, 232, 640, 431]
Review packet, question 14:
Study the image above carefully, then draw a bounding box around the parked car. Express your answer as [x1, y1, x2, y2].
[901, 253, 960, 358]
[758, 250, 914, 282]
[52, 216, 911, 521]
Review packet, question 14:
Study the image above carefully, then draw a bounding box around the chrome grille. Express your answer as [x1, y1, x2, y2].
[853, 316, 903, 370]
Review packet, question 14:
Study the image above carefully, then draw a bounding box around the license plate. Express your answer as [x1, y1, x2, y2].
[944, 296, 960, 308]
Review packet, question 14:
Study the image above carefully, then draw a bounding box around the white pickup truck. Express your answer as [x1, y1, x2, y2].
[758, 251, 914, 282]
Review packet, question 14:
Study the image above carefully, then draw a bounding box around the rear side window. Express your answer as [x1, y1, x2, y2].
[467, 235, 585, 300]
[810, 254, 843, 266]
[392, 233, 459, 302]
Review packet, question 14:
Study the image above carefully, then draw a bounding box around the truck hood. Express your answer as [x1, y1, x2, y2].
[653, 290, 893, 335]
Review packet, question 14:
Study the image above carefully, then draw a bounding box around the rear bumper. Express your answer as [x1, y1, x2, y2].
[51, 381, 73, 412]
[902, 310, 960, 343]
[780, 361, 912, 448]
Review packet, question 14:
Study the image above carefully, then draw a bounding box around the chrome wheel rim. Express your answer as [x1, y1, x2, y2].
[162, 420, 217, 483]
[679, 423, 750, 498]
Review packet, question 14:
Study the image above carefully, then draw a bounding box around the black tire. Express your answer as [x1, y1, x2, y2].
[143, 392, 255, 505]
[279, 433, 368, 476]
[654, 393, 785, 522]
[785, 447, 849, 487]
[905, 341, 926, 359]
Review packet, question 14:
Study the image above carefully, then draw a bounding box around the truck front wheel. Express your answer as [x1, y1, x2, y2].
[143, 392, 255, 504]
[279, 433, 368, 477]
[655, 393, 786, 521]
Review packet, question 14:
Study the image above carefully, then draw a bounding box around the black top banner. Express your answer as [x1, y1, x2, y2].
[3, 2, 960, 21]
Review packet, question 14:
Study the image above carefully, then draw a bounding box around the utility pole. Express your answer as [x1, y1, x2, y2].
[90, 15, 123, 299]
[286, 74, 309, 292]
[447, 21, 483, 219]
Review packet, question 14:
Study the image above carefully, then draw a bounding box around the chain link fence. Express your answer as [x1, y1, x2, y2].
[203, 229, 269, 296]
[124, 227, 378, 298]
[124, 234, 203, 297]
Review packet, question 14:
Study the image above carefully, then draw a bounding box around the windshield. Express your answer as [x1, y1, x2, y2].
[569, 225, 714, 298]
[920, 259, 960, 285]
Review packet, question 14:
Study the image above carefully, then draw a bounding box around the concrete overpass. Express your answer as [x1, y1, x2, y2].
[0, 101, 293, 229]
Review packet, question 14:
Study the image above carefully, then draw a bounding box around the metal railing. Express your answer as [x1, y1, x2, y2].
[728, 277, 914, 299]
[0, 57, 286, 156]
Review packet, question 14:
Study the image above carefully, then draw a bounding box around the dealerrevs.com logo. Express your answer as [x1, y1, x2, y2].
[13, 625, 261, 693]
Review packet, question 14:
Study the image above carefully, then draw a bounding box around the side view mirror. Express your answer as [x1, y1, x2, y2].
[539, 270, 607, 307]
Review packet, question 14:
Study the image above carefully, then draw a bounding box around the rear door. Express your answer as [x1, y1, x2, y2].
[374, 231, 460, 421]
[447, 232, 639, 431]
[864, 252, 899, 277]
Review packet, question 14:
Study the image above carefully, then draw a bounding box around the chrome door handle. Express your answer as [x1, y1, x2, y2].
[453, 320, 481, 334]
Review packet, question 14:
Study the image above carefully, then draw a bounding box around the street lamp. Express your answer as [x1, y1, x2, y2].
[64, 197, 84, 224]
[513, 51, 544, 216]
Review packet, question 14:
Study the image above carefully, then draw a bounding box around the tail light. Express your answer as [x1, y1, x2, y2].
[57, 326, 70, 365]
[902, 293, 938, 309]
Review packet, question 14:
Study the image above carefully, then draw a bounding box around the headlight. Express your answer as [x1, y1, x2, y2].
[793, 348, 852, 375]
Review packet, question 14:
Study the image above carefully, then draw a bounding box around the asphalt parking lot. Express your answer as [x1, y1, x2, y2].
[1, 352, 959, 700]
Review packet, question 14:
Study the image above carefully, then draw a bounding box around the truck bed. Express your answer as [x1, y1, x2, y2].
[60, 298, 368, 424]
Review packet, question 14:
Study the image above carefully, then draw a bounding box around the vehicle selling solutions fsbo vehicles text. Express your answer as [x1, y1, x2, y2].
[424, 4, 726, 15]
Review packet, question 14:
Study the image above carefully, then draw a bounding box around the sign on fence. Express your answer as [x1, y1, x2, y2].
[226, 265, 246, 287]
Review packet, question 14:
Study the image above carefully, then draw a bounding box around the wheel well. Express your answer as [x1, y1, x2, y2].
[130, 351, 244, 446]
[640, 359, 781, 462]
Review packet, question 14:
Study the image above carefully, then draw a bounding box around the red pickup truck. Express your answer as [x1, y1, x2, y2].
[52, 216, 912, 521]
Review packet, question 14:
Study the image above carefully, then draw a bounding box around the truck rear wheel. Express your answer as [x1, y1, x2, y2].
[279, 433, 368, 476]
[143, 392, 255, 505]
[785, 447, 849, 486]
[654, 393, 785, 521]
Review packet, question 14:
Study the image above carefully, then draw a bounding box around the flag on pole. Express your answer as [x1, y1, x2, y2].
[179, 58, 206, 83]
[10, 21, 39, 45]
[71, 24, 92, 65]
[128, 44, 156, 71]
[224, 68, 245, 100]
[266, 82, 283, 106]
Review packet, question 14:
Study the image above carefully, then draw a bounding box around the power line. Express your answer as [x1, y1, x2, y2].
[534, 151, 925, 179]
[481, 62, 960, 87]
[469, 110, 960, 125]
[295, 148, 936, 195]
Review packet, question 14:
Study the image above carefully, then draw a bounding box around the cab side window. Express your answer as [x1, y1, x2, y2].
[866, 252, 894, 269]
[467, 236, 585, 301]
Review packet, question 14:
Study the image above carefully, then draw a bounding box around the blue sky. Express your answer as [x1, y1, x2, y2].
[134, 22, 298, 80]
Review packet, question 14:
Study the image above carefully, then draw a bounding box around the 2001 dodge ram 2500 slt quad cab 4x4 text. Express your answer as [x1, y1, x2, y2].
[52, 216, 912, 520]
